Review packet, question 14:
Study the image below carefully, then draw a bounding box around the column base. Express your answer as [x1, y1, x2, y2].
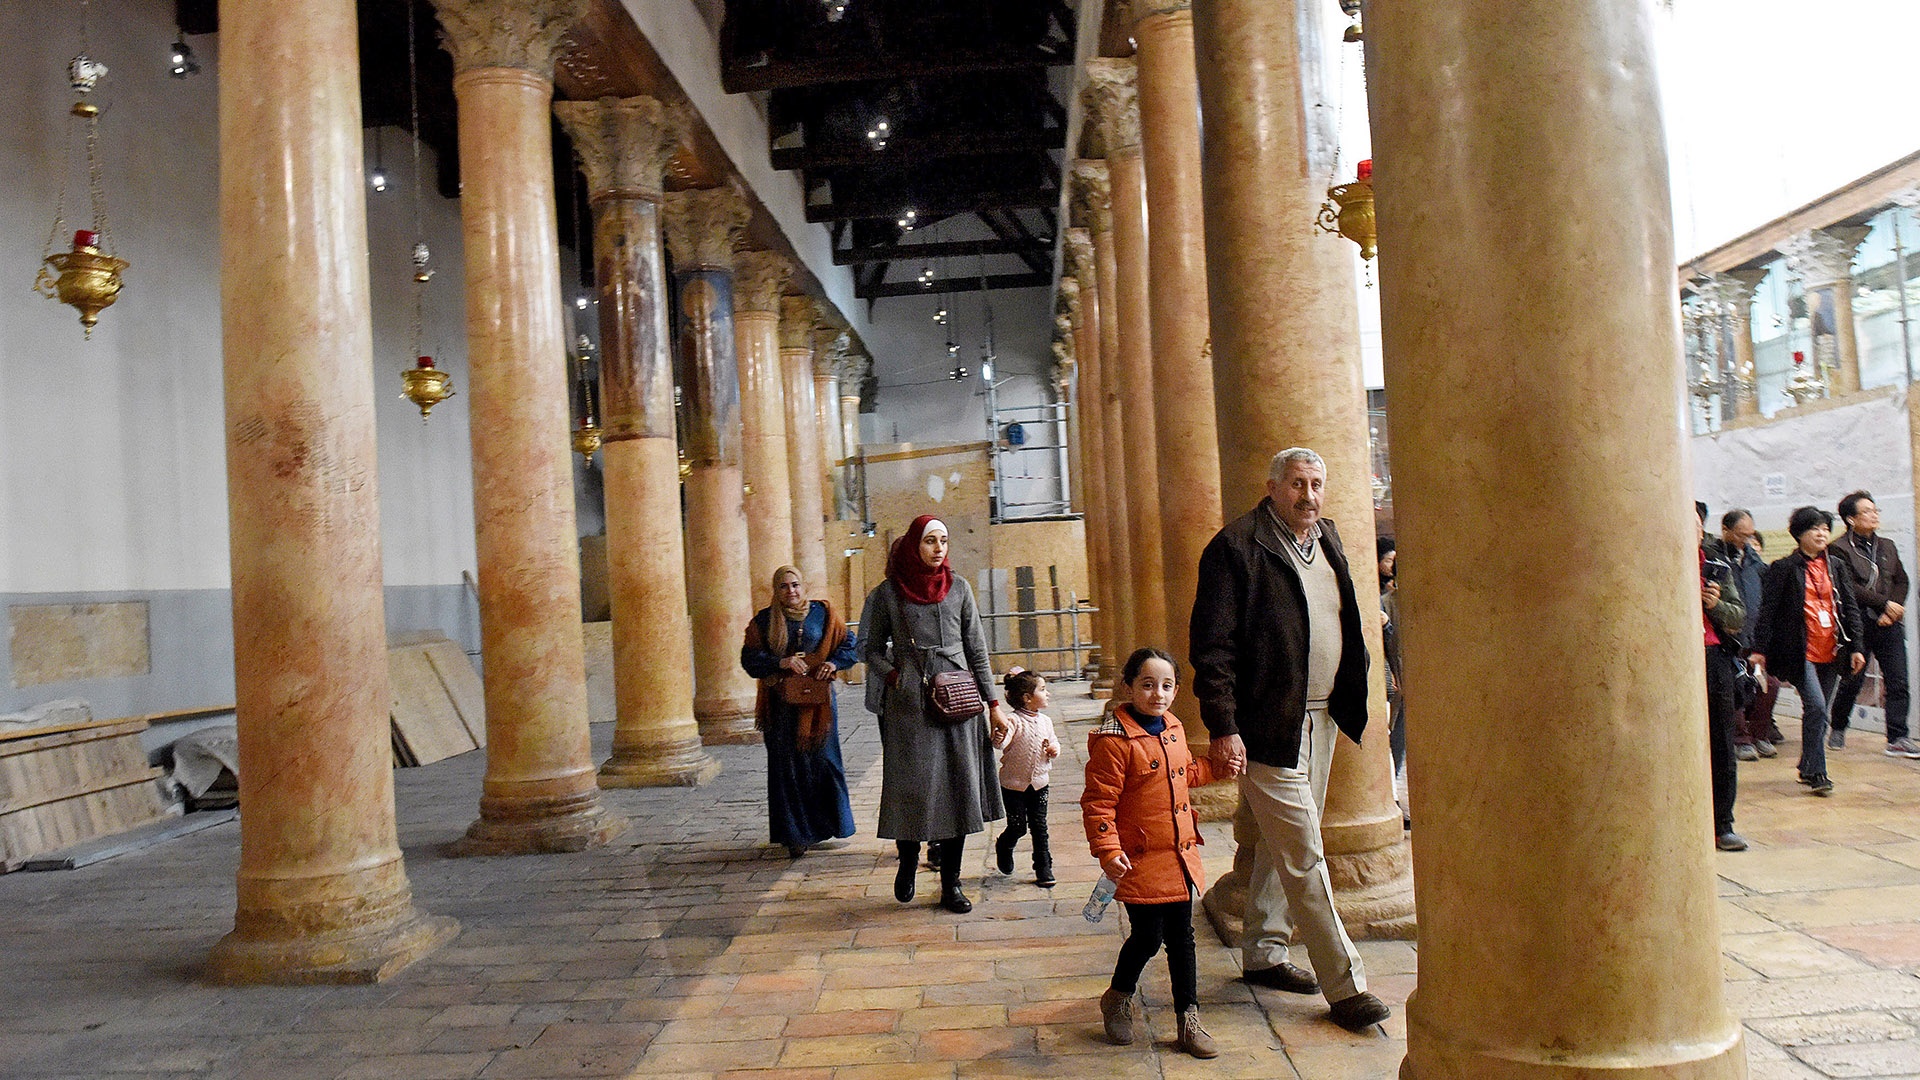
[695, 696, 762, 745]
[1326, 841, 1418, 940]
[208, 903, 458, 986]
[598, 738, 723, 788]
[1402, 1010, 1746, 1080]
[451, 791, 628, 856]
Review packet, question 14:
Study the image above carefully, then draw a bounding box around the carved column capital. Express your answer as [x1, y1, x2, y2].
[1070, 162, 1112, 236]
[1055, 312, 1075, 344]
[1082, 59, 1141, 156]
[1131, 0, 1191, 24]
[1057, 275, 1081, 321]
[554, 96, 683, 199]
[831, 348, 869, 385]
[813, 330, 850, 377]
[662, 184, 751, 270]
[1063, 227, 1096, 280]
[732, 251, 793, 315]
[430, 0, 587, 76]
[1779, 226, 1869, 288]
[780, 295, 818, 350]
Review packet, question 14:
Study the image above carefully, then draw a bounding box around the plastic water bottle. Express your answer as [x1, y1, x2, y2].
[1083, 875, 1119, 922]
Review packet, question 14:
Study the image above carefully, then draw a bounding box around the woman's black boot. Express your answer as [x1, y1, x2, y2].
[938, 836, 972, 913]
[894, 841, 919, 903]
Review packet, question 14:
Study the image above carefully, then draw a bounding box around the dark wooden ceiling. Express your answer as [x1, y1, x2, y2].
[720, 0, 1077, 302]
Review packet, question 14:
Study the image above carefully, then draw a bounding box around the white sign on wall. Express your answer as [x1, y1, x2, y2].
[1763, 473, 1787, 498]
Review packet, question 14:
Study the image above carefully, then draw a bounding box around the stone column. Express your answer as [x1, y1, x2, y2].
[1131, 1, 1225, 684]
[1720, 269, 1768, 422]
[1083, 64, 1168, 651]
[837, 351, 867, 520]
[434, 0, 624, 854]
[1073, 160, 1136, 664]
[1368, 0, 1747, 1075]
[1188, 0, 1411, 933]
[1782, 225, 1872, 397]
[733, 251, 797, 586]
[663, 184, 760, 744]
[210, 0, 457, 984]
[813, 331, 846, 520]
[782, 296, 830, 590]
[1062, 253, 1116, 692]
[554, 96, 719, 788]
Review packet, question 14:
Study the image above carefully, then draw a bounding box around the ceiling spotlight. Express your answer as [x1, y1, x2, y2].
[168, 36, 200, 79]
[946, 342, 960, 358]
[932, 307, 948, 324]
[948, 365, 969, 381]
[574, 295, 591, 310]
[369, 166, 389, 192]
[823, 0, 849, 21]
[981, 359, 994, 381]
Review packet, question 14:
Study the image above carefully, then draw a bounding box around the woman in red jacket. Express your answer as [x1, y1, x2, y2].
[1082, 648, 1235, 1059]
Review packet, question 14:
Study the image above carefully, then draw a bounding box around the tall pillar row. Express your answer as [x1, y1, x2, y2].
[1060, 267, 1115, 692]
[1072, 161, 1135, 668]
[663, 185, 761, 745]
[433, 0, 624, 855]
[210, 0, 457, 984]
[1130, 0, 1225, 689]
[734, 251, 797, 588]
[1083, 61, 1168, 654]
[554, 96, 719, 788]
[836, 350, 866, 520]
[781, 296, 831, 592]
[812, 330, 846, 522]
[1367, 0, 1746, 1075]
[1723, 268, 1768, 422]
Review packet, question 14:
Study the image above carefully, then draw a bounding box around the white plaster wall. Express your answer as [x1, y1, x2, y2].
[0, 0, 479, 595]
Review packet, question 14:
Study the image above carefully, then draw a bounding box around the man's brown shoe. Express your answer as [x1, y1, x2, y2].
[1099, 988, 1134, 1045]
[1176, 1007, 1219, 1059]
[1243, 961, 1320, 994]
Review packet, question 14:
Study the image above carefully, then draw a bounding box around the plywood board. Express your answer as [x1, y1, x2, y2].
[420, 640, 486, 747]
[388, 645, 478, 766]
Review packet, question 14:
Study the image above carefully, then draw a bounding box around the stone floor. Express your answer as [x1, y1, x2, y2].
[2, 684, 1918, 1079]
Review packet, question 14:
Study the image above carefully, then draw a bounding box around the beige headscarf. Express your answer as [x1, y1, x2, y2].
[767, 565, 809, 655]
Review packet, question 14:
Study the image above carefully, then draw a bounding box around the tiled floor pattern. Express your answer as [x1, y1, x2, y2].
[1, 685, 1917, 1079]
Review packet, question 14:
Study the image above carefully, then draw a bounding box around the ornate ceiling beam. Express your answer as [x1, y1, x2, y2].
[806, 188, 1060, 223]
[833, 237, 1051, 266]
[857, 272, 1050, 299]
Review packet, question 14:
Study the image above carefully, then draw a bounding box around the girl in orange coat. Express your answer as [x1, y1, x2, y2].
[1081, 647, 1234, 1059]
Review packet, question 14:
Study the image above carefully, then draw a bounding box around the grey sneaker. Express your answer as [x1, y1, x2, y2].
[1828, 728, 1846, 751]
[1735, 743, 1759, 762]
[1755, 740, 1778, 758]
[1885, 737, 1920, 759]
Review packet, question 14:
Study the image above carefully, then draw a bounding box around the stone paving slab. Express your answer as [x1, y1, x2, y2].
[2, 687, 1920, 1078]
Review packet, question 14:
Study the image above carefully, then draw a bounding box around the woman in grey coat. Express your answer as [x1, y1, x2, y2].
[861, 514, 1009, 913]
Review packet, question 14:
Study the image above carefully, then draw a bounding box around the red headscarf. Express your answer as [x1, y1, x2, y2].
[888, 514, 954, 605]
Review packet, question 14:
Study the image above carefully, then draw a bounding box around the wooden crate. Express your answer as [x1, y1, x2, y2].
[1, 718, 166, 872]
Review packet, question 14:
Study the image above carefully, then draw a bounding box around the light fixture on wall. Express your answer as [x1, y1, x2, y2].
[396, 0, 453, 420]
[33, 0, 127, 339]
[167, 33, 199, 79]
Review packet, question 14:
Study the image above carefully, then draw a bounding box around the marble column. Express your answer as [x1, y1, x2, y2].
[733, 251, 797, 586]
[1061, 258, 1116, 693]
[1085, 62, 1168, 652]
[554, 96, 719, 788]
[1073, 160, 1136, 665]
[434, 0, 624, 854]
[663, 184, 760, 744]
[1131, 1, 1225, 684]
[210, 0, 457, 984]
[1368, 0, 1746, 1075]
[813, 330, 847, 520]
[1720, 269, 1768, 422]
[1188, 0, 1411, 932]
[782, 296, 831, 591]
[1782, 225, 1871, 397]
[838, 353, 867, 519]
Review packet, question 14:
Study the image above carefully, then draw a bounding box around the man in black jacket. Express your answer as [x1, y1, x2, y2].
[1190, 448, 1388, 1034]
[1826, 491, 1920, 758]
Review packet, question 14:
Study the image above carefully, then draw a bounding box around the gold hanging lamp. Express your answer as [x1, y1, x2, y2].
[1318, 158, 1376, 263]
[33, 6, 128, 339]
[394, 0, 453, 421]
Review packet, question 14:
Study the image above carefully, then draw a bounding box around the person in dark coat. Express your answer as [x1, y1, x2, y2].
[1746, 506, 1867, 795]
[1826, 491, 1920, 758]
[740, 566, 858, 858]
[861, 515, 1009, 913]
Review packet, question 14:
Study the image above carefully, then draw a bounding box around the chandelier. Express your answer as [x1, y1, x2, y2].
[33, 2, 127, 338]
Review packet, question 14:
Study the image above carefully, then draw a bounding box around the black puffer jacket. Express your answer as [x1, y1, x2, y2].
[1749, 549, 1865, 675]
[1189, 499, 1369, 769]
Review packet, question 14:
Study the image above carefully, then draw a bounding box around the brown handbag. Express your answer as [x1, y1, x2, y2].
[778, 674, 831, 706]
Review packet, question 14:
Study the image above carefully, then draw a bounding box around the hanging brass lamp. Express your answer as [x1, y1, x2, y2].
[401, 356, 454, 420]
[1317, 159, 1376, 263]
[34, 41, 128, 338]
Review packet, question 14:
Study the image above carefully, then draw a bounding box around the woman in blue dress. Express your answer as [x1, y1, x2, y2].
[740, 565, 859, 857]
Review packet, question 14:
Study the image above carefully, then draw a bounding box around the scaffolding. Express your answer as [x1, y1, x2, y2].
[984, 381, 1073, 521]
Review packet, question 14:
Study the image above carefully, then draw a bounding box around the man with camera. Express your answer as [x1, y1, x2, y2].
[1698, 502, 1748, 851]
